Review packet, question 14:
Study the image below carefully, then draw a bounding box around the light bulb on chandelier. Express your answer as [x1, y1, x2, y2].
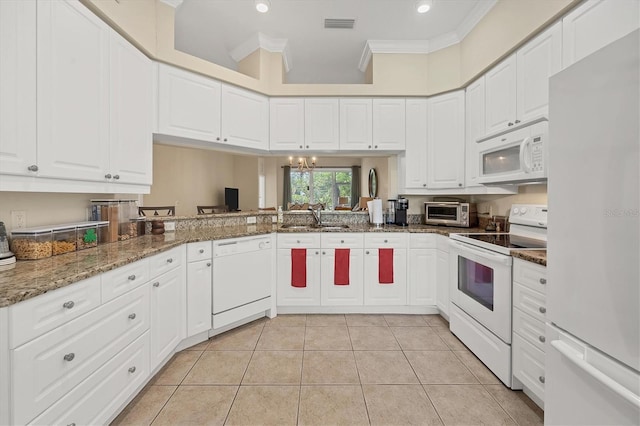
[289, 156, 316, 171]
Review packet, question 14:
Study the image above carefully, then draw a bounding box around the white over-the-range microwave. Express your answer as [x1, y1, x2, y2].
[477, 119, 548, 185]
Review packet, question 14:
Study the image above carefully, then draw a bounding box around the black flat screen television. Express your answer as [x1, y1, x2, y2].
[225, 187, 239, 212]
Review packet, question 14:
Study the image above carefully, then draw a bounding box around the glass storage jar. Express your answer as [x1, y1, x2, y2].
[10, 227, 53, 260]
[52, 226, 77, 255]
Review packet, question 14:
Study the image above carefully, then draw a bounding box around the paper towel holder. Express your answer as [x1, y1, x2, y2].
[368, 168, 378, 198]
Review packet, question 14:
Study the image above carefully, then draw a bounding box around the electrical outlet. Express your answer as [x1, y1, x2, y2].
[164, 221, 176, 232]
[246, 216, 257, 224]
[11, 210, 26, 229]
[271, 215, 277, 223]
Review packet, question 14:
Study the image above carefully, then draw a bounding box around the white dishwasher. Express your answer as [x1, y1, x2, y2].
[212, 235, 272, 329]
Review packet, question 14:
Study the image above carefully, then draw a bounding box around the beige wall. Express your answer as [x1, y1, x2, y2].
[233, 156, 259, 211]
[472, 184, 548, 218]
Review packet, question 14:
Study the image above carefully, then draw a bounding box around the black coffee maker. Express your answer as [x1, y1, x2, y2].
[394, 198, 409, 226]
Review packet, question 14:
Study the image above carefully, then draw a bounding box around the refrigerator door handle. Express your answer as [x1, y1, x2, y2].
[551, 340, 640, 409]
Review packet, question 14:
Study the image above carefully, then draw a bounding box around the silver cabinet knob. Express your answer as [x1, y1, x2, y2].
[508, 122, 514, 126]
[223, 138, 228, 142]
[374, 145, 378, 149]
[306, 145, 309, 149]
[199, 249, 205, 253]
[167, 258, 173, 263]
[153, 282, 160, 287]
[340, 240, 344, 243]
[64, 353, 75, 362]
[206, 262, 212, 267]
[315, 251, 319, 255]
[368, 145, 372, 149]
[27, 164, 38, 172]
[216, 137, 220, 141]
[128, 313, 136, 320]
[105, 173, 112, 179]
[539, 335, 546, 343]
[366, 251, 370, 254]
[128, 274, 136, 281]
[539, 306, 547, 314]
[63, 301, 75, 309]
[68, 423, 76, 426]
[539, 376, 545, 384]
[296, 240, 300, 244]
[322, 251, 326, 255]
[384, 239, 388, 243]
[515, 119, 521, 124]
[539, 278, 547, 284]
[458, 183, 463, 187]
[113, 174, 120, 180]
[128, 366, 136, 374]
[423, 183, 426, 187]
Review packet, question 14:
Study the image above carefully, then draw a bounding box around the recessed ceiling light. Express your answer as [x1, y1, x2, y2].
[416, 0, 432, 13]
[255, 0, 270, 13]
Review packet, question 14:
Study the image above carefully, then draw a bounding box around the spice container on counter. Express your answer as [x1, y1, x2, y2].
[10, 227, 53, 260]
[52, 225, 77, 255]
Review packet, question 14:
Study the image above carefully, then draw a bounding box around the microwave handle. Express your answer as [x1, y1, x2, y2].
[519, 137, 532, 173]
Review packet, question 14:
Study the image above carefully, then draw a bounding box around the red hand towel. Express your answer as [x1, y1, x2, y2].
[291, 248, 307, 288]
[379, 248, 394, 284]
[334, 248, 350, 285]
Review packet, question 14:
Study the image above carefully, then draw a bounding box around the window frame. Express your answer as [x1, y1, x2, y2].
[289, 167, 352, 209]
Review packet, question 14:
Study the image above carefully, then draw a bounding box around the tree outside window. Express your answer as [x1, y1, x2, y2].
[290, 168, 352, 210]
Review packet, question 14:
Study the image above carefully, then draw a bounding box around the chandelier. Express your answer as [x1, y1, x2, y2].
[289, 156, 316, 171]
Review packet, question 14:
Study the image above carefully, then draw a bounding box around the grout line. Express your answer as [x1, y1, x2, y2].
[481, 382, 521, 425]
[296, 314, 307, 425]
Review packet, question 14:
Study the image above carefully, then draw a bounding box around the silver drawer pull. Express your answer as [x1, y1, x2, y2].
[539, 376, 545, 384]
[128, 313, 136, 320]
[167, 258, 173, 263]
[539, 335, 546, 343]
[128, 274, 136, 281]
[64, 353, 75, 362]
[128, 366, 136, 374]
[62, 301, 75, 309]
[199, 249, 205, 253]
[153, 282, 160, 287]
[67, 423, 76, 426]
[206, 262, 212, 267]
[539, 278, 547, 284]
[539, 306, 546, 314]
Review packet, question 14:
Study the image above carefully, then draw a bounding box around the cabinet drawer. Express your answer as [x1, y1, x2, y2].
[512, 334, 545, 403]
[513, 307, 546, 352]
[513, 258, 547, 294]
[364, 233, 408, 248]
[277, 233, 321, 248]
[409, 233, 437, 249]
[12, 285, 149, 425]
[9, 276, 101, 349]
[321, 233, 364, 248]
[28, 332, 150, 426]
[149, 246, 184, 278]
[513, 283, 546, 322]
[187, 241, 212, 262]
[101, 258, 149, 303]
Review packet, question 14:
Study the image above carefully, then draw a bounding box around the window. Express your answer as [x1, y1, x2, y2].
[290, 168, 352, 210]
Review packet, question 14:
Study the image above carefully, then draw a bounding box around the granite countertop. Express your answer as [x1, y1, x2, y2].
[0, 223, 483, 308]
[512, 250, 547, 266]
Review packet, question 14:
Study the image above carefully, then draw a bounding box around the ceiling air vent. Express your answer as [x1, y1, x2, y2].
[324, 18, 355, 29]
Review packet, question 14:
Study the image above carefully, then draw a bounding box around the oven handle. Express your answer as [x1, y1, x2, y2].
[449, 240, 512, 266]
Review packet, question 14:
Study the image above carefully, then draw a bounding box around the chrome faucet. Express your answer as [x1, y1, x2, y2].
[309, 206, 322, 226]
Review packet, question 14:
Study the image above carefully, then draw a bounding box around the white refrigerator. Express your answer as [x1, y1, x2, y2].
[546, 29, 640, 425]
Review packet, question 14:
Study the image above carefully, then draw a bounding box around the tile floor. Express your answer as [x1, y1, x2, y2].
[112, 314, 543, 426]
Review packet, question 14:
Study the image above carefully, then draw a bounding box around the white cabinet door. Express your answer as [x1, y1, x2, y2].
[157, 64, 221, 142]
[269, 98, 304, 151]
[404, 99, 428, 189]
[465, 77, 485, 188]
[485, 55, 517, 134]
[562, 0, 640, 69]
[408, 249, 437, 306]
[426, 91, 465, 189]
[37, 0, 110, 181]
[436, 249, 450, 316]
[305, 98, 339, 150]
[372, 98, 406, 150]
[339, 99, 372, 150]
[0, 0, 37, 177]
[276, 248, 321, 306]
[363, 248, 407, 306]
[150, 267, 185, 370]
[320, 248, 364, 306]
[109, 31, 153, 185]
[186, 260, 212, 337]
[221, 84, 269, 151]
[516, 22, 562, 122]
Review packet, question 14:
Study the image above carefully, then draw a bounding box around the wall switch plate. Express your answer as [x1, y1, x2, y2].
[247, 216, 257, 224]
[164, 221, 176, 232]
[11, 210, 26, 229]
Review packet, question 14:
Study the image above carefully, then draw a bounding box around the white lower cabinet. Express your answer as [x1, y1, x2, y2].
[408, 234, 437, 306]
[150, 266, 185, 370]
[277, 247, 322, 306]
[363, 234, 408, 306]
[436, 246, 450, 317]
[186, 259, 212, 337]
[320, 233, 364, 306]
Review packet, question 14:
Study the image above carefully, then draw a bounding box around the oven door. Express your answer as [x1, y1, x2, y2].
[449, 240, 513, 343]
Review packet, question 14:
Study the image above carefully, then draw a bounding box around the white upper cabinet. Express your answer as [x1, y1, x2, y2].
[269, 98, 305, 151]
[562, 0, 640, 69]
[36, 0, 110, 182]
[221, 84, 269, 151]
[485, 55, 517, 134]
[109, 31, 153, 185]
[426, 91, 465, 189]
[465, 77, 485, 188]
[157, 64, 222, 143]
[339, 98, 372, 150]
[305, 98, 340, 151]
[403, 99, 428, 189]
[516, 22, 562, 122]
[0, 0, 37, 177]
[372, 98, 406, 150]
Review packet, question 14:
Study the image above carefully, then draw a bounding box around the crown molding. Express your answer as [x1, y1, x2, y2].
[230, 32, 292, 72]
[456, 0, 497, 40]
[358, 40, 431, 71]
[158, 0, 184, 9]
